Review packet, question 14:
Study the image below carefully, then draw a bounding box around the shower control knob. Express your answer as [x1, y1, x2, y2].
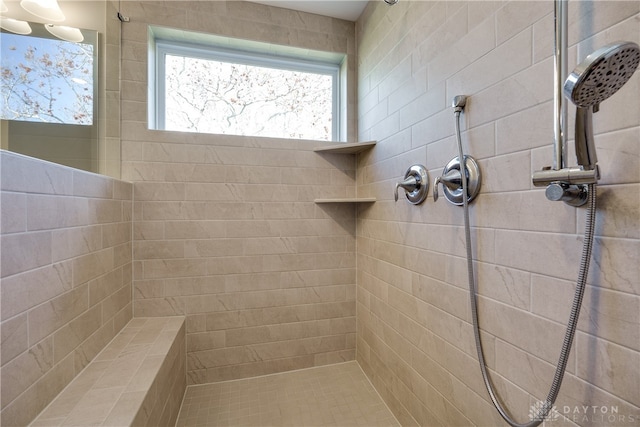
[433, 156, 481, 206]
[433, 169, 462, 202]
[395, 176, 418, 202]
[394, 165, 429, 205]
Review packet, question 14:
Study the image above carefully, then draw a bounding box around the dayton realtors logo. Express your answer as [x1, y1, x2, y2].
[529, 402, 637, 424]
[561, 406, 637, 424]
[529, 401, 560, 422]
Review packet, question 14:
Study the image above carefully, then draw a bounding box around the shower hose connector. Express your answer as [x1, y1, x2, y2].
[532, 166, 599, 206]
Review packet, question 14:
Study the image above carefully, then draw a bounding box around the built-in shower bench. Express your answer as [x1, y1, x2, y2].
[31, 317, 186, 427]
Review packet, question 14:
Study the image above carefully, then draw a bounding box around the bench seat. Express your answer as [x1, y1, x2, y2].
[31, 317, 186, 427]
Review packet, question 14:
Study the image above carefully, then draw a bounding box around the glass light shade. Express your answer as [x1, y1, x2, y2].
[45, 24, 83, 42]
[20, 0, 65, 22]
[0, 17, 32, 35]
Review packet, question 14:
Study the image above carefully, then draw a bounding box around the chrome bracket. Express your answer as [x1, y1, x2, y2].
[433, 156, 481, 206]
[532, 165, 598, 207]
[394, 164, 429, 205]
[545, 182, 589, 207]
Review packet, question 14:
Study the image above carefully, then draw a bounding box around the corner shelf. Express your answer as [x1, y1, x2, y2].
[313, 141, 376, 154]
[313, 141, 377, 205]
[314, 197, 376, 204]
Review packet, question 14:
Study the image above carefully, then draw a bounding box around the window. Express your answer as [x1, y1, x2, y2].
[149, 27, 345, 141]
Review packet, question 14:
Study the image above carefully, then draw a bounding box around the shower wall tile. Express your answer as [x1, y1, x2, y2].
[576, 333, 640, 406]
[495, 101, 553, 156]
[0, 151, 73, 195]
[357, 1, 640, 425]
[445, 26, 531, 98]
[28, 285, 90, 345]
[0, 231, 52, 278]
[495, 0, 551, 46]
[476, 151, 532, 193]
[584, 184, 640, 239]
[0, 151, 133, 426]
[589, 127, 640, 186]
[0, 192, 26, 234]
[531, 274, 640, 353]
[51, 226, 103, 263]
[473, 191, 577, 233]
[119, 1, 358, 383]
[0, 313, 28, 366]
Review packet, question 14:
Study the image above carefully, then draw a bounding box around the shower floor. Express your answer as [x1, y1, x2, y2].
[175, 361, 400, 427]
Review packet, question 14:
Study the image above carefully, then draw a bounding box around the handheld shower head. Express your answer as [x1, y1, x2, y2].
[564, 41, 640, 108]
[563, 41, 640, 170]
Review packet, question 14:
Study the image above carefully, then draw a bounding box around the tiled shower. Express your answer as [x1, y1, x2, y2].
[1, 1, 638, 426]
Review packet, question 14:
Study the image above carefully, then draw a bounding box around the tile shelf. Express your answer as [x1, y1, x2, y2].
[313, 141, 376, 154]
[313, 141, 376, 204]
[314, 198, 377, 203]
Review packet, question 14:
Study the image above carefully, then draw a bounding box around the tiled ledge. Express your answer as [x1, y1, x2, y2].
[31, 317, 186, 427]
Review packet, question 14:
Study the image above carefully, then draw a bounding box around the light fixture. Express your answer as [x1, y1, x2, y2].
[45, 24, 83, 42]
[0, 17, 33, 35]
[20, 0, 65, 22]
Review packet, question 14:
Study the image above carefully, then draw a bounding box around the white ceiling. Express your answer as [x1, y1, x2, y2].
[250, 1, 370, 22]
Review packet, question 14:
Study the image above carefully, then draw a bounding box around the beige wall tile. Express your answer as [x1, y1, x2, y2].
[102, 390, 146, 426]
[114, 243, 132, 269]
[0, 151, 73, 195]
[4, 2, 634, 426]
[26, 195, 90, 232]
[102, 283, 133, 323]
[102, 222, 132, 247]
[356, 1, 640, 425]
[72, 171, 114, 199]
[73, 322, 116, 372]
[29, 285, 89, 345]
[1, 337, 53, 408]
[1, 262, 73, 321]
[52, 305, 102, 364]
[1, 231, 52, 278]
[0, 353, 74, 427]
[576, 333, 640, 406]
[134, 297, 186, 317]
[531, 274, 640, 352]
[0, 152, 132, 425]
[588, 236, 640, 295]
[495, 1, 551, 45]
[72, 248, 115, 286]
[0, 192, 26, 234]
[51, 226, 102, 262]
[205, 305, 313, 331]
[0, 314, 28, 367]
[477, 151, 532, 193]
[88, 198, 124, 224]
[64, 387, 126, 426]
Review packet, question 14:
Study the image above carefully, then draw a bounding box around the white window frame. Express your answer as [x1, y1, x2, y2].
[149, 28, 344, 141]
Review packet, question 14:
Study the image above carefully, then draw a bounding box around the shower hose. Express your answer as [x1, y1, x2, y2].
[454, 110, 596, 427]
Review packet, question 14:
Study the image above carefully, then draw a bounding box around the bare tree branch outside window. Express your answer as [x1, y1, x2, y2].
[164, 54, 333, 140]
[0, 32, 94, 125]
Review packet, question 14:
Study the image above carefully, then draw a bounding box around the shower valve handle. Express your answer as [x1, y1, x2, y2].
[433, 169, 462, 202]
[394, 165, 429, 205]
[394, 176, 418, 202]
[433, 156, 481, 205]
